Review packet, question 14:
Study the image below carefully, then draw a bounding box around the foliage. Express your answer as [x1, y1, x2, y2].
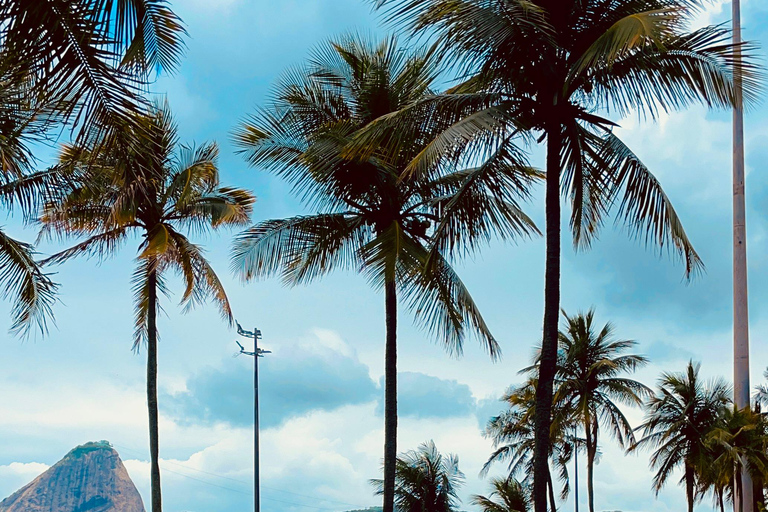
[471, 477, 530, 512]
[371, 440, 464, 512]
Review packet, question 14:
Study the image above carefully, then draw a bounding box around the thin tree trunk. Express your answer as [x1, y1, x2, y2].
[585, 420, 596, 512]
[533, 123, 562, 512]
[147, 263, 162, 512]
[382, 279, 398, 512]
[684, 465, 694, 512]
[548, 468, 557, 512]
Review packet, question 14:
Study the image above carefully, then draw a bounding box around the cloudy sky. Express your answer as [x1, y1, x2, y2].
[2, 1, 768, 511]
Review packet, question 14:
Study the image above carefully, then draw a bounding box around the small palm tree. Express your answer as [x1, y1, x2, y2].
[372, 440, 464, 512]
[231, 35, 537, 512]
[554, 309, 651, 512]
[483, 378, 577, 512]
[704, 407, 768, 512]
[39, 103, 254, 512]
[369, 2, 757, 509]
[630, 361, 730, 512]
[471, 477, 530, 512]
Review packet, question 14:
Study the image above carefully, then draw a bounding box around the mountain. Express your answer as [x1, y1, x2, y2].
[0, 441, 145, 512]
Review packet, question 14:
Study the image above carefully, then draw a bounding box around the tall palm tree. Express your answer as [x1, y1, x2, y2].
[372, 440, 464, 512]
[38, 103, 254, 512]
[554, 309, 651, 512]
[231, 35, 538, 512]
[368, 3, 757, 509]
[483, 378, 577, 512]
[630, 362, 730, 512]
[0, 0, 186, 140]
[471, 477, 530, 512]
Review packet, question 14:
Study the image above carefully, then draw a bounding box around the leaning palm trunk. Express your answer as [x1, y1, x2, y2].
[547, 470, 557, 512]
[534, 124, 563, 512]
[383, 279, 398, 512]
[146, 260, 162, 512]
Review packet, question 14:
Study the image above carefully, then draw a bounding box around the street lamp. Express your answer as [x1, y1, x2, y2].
[235, 322, 270, 512]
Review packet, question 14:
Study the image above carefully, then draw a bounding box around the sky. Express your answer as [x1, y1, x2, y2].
[1, 1, 768, 511]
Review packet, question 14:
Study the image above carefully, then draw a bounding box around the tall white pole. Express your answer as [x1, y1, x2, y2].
[732, 0, 752, 510]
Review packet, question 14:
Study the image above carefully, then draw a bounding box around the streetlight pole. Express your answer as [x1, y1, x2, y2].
[236, 322, 270, 512]
[732, 0, 752, 510]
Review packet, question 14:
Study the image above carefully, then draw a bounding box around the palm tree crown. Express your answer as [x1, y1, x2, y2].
[631, 361, 730, 512]
[372, 440, 465, 512]
[471, 477, 531, 512]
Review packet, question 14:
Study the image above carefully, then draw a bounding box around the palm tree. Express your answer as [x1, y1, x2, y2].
[38, 103, 254, 512]
[471, 477, 530, 512]
[231, 35, 538, 512]
[483, 378, 577, 512]
[554, 309, 650, 512]
[0, 1, 186, 335]
[372, 440, 464, 512]
[704, 407, 768, 512]
[368, 3, 757, 509]
[630, 361, 730, 512]
[0, 0, 186, 140]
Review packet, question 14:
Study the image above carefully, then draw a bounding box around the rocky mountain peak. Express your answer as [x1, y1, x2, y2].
[0, 441, 144, 512]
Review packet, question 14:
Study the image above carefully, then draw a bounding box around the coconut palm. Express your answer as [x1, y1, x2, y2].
[38, 103, 254, 512]
[368, 2, 757, 509]
[703, 407, 768, 512]
[372, 440, 464, 512]
[630, 362, 730, 512]
[0, 0, 186, 139]
[483, 378, 577, 512]
[471, 477, 530, 512]
[554, 309, 651, 512]
[231, 35, 538, 512]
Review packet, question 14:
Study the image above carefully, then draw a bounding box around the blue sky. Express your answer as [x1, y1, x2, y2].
[1, 1, 768, 511]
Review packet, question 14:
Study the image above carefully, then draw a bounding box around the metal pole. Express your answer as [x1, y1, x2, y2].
[732, 0, 753, 510]
[254, 327, 260, 512]
[234, 323, 268, 512]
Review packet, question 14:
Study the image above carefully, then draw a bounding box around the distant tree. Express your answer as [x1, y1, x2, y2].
[231, 34, 538, 512]
[630, 362, 730, 512]
[471, 477, 530, 512]
[372, 440, 464, 512]
[39, 103, 253, 512]
[555, 309, 651, 512]
[703, 407, 768, 512]
[483, 377, 577, 512]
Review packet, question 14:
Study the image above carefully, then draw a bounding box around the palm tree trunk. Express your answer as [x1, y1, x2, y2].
[548, 468, 557, 512]
[533, 123, 562, 512]
[585, 420, 596, 512]
[147, 263, 162, 512]
[382, 279, 398, 512]
[684, 465, 694, 512]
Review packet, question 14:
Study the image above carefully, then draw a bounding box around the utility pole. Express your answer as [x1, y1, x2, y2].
[235, 322, 270, 512]
[732, 0, 752, 510]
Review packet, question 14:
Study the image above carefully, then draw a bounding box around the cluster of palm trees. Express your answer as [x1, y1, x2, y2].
[0, 1, 760, 512]
[385, 312, 768, 512]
